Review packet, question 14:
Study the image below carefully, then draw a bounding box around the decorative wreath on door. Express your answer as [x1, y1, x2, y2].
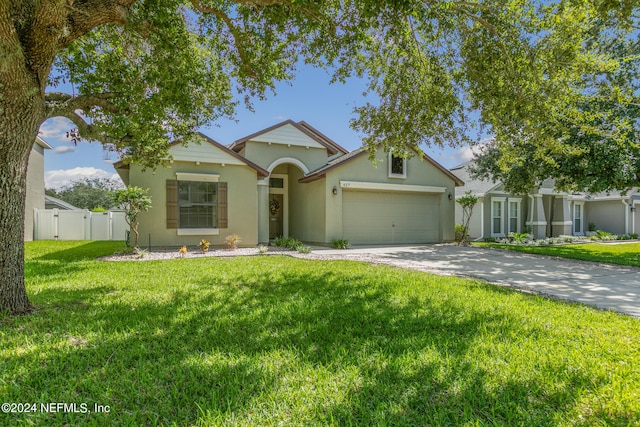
[269, 199, 281, 215]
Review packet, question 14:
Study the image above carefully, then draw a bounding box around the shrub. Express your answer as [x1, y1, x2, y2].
[331, 239, 350, 249]
[91, 206, 107, 212]
[297, 245, 312, 254]
[588, 222, 597, 232]
[133, 247, 148, 259]
[257, 245, 268, 254]
[178, 245, 187, 257]
[595, 230, 615, 241]
[483, 237, 497, 243]
[631, 233, 639, 240]
[273, 236, 304, 250]
[508, 232, 529, 244]
[225, 234, 241, 250]
[198, 239, 210, 253]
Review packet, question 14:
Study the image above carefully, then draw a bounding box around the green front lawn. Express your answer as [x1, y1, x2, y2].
[1, 241, 639, 426]
[474, 241, 640, 267]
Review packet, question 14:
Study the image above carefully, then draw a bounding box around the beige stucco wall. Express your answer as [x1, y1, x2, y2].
[24, 142, 46, 241]
[325, 151, 458, 242]
[586, 200, 626, 235]
[288, 167, 326, 243]
[130, 161, 260, 247]
[242, 141, 329, 172]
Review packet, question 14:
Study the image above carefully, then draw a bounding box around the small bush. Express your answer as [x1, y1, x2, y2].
[588, 222, 597, 232]
[297, 245, 312, 254]
[508, 232, 529, 244]
[483, 237, 497, 243]
[133, 247, 148, 259]
[91, 206, 107, 212]
[178, 245, 187, 257]
[273, 236, 304, 250]
[331, 239, 350, 249]
[631, 233, 639, 240]
[258, 245, 268, 254]
[595, 230, 615, 241]
[225, 234, 241, 250]
[198, 239, 211, 253]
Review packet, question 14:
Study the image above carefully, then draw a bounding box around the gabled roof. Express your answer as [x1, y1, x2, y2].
[35, 137, 52, 150]
[229, 120, 348, 156]
[449, 161, 501, 196]
[300, 146, 465, 185]
[44, 195, 80, 210]
[113, 133, 269, 178]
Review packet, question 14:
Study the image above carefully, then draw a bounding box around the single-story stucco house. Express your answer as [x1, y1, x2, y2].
[114, 120, 463, 247]
[451, 161, 640, 240]
[24, 137, 52, 241]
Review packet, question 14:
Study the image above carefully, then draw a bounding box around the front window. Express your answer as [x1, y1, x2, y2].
[492, 200, 504, 236]
[178, 181, 217, 228]
[574, 204, 582, 234]
[389, 153, 407, 178]
[509, 201, 520, 233]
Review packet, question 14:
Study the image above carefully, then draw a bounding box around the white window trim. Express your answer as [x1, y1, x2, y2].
[176, 172, 219, 182]
[491, 197, 506, 237]
[177, 228, 220, 236]
[573, 201, 585, 235]
[388, 153, 407, 179]
[508, 198, 522, 234]
[176, 173, 221, 232]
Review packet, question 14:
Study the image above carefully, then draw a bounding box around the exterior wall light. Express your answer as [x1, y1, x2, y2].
[332, 186, 338, 196]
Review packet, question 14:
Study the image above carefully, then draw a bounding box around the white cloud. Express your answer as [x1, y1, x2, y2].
[53, 146, 76, 154]
[45, 167, 123, 190]
[435, 145, 477, 168]
[38, 117, 75, 141]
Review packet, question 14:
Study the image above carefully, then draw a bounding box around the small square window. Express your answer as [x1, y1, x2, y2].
[389, 153, 407, 178]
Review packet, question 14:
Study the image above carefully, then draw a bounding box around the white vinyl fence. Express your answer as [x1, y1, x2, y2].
[34, 209, 129, 241]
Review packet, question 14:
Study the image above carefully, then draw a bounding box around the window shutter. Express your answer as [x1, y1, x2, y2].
[217, 182, 228, 229]
[166, 180, 178, 229]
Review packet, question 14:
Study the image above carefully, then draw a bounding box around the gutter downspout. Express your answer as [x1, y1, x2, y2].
[623, 199, 629, 235]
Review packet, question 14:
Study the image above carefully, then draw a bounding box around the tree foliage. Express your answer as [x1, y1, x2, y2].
[45, 178, 122, 210]
[2, 0, 640, 314]
[470, 5, 640, 194]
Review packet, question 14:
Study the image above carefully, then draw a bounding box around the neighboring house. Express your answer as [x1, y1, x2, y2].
[450, 161, 640, 240]
[114, 120, 463, 247]
[44, 195, 80, 210]
[24, 137, 52, 241]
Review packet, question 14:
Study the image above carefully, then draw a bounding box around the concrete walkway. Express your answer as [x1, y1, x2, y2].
[313, 244, 640, 318]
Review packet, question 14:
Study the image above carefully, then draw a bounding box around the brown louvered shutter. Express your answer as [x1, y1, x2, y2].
[217, 182, 228, 229]
[166, 180, 178, 229]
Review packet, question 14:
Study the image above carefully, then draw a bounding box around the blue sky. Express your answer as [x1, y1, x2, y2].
[39, 65, 475, 189]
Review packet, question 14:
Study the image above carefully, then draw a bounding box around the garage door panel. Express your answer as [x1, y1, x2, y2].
[342, 191, 440, 244]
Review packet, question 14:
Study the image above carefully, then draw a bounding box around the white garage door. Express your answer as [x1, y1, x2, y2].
[342, 190, 440, 244]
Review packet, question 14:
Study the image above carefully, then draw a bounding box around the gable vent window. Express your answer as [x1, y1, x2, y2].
[389, 153, 407, 178]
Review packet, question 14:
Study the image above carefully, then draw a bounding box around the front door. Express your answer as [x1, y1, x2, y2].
[269, 193, 284, 239]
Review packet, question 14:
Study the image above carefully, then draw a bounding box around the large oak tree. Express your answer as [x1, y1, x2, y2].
[1, 0, 636, 314]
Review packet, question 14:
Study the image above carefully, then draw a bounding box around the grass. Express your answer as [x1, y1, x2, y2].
[1, 240, 639, 426]
[474, 241, 640, 267]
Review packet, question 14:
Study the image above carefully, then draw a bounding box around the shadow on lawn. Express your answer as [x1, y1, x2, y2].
[2, 259, 627, 426]
[32, 241, 127, 262]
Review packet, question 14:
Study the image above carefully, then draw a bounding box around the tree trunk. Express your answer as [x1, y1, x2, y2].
[0, 60, 45, 315]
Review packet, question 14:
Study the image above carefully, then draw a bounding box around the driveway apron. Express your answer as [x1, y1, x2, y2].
[316, 245, 640, 317]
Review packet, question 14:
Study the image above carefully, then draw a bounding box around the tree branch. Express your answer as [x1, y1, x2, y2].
[45, 92, 122, 118]
[59, 109, 131, 146]
[190, 0, 258, 78]
[59, 0, 137, 47]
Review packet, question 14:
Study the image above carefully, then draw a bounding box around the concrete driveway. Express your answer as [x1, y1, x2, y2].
[314, 244, 640, 318]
